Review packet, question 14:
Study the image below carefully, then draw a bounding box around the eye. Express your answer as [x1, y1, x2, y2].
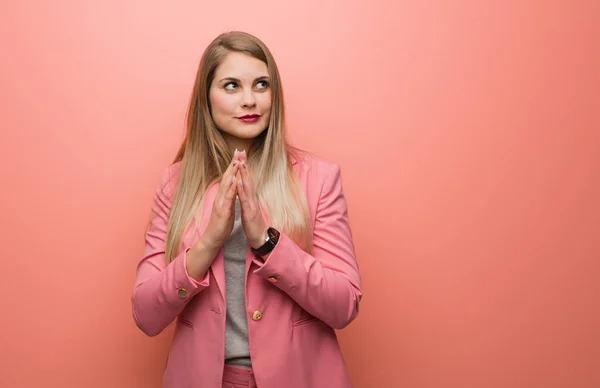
[224, 82, 237, 91]
[255, 80, 269, 90]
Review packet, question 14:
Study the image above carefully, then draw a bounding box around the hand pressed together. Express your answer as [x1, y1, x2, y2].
[233, 149, 268, 249]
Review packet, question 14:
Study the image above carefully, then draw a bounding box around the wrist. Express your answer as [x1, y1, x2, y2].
[250, 227, 280, 257]
[186, 238, 219, 280]
[251, 228, 268, 249]
[195, 236, 221, 256]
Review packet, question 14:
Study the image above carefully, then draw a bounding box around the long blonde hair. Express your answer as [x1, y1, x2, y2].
[164, 31, 312, 263]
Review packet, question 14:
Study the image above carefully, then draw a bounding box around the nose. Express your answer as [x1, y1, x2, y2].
[241, 89, 256, 109]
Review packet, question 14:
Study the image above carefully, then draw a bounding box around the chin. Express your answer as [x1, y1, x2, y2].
[218, 119, 270, 140]
[234, 125, 269, 138]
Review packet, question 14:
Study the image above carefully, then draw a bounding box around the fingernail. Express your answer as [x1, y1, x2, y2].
[238, 179, 243, 187]
[241, 150, 247, 158]
[234, 149, 239, 157]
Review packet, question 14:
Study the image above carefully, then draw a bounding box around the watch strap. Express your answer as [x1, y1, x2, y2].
[251, 227, 279, 256]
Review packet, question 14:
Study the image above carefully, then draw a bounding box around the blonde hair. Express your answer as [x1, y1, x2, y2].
[164, 31, 312, 263]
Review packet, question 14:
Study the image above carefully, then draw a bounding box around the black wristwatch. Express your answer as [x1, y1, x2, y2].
[250, 227, 280, 256]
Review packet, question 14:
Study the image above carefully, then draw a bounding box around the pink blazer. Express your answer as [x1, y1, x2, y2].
[132, 152, 362, 388]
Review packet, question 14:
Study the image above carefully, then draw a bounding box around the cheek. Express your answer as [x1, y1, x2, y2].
[259, 93, 272, 112]
[209, 91, 234, 118]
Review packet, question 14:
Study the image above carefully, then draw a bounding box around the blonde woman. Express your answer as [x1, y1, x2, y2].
[132, 31, 362, 388]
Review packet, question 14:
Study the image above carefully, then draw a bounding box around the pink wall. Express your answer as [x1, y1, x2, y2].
[1, 1, 598, 387]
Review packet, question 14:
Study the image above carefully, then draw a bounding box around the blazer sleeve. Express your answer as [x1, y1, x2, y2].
[253, 163, 362, 329]
[131, 166, 210, 336]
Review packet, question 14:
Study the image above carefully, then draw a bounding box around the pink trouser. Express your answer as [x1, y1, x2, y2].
[222, 364, 257, 388]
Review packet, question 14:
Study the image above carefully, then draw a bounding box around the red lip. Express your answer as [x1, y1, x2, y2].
[238, 114, 260, 119]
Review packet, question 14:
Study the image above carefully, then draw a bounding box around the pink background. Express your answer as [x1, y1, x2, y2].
[1, 1, 598, 387]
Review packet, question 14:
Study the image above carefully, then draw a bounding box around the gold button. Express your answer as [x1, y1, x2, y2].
[267, 276, 278, 283]
[252, 310, 263, 321]
[177, 288, 187, 299]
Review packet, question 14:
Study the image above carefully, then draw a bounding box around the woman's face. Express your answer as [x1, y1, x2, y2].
[209, 52, 272, 145]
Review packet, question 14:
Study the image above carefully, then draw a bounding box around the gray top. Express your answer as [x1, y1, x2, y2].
[223, 198, 252, 368]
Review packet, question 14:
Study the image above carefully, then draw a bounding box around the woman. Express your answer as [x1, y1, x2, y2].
[131, 31, 362, 388]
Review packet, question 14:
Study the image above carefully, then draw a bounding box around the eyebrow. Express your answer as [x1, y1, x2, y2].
[218, 76, 270, 83]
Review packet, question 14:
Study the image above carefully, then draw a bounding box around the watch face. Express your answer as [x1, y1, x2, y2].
[267, 227, 280, 244]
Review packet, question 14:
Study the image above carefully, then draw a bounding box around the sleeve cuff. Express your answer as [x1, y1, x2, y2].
[166, 248, 210, 305]
[183, 247, 210, 287]
[252, 233, 298, 293]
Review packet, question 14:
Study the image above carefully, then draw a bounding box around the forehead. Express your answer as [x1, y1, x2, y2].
[214, 52, 269, 80]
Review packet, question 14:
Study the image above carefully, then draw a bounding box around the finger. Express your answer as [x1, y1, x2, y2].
[236, 176, 249, 205]
[223, 154, 240, 181]
[238, 158, 254, 198]
[216, 155, 238, 197]
[218, 162, 239, 205]
[224, 168, 239, 203]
